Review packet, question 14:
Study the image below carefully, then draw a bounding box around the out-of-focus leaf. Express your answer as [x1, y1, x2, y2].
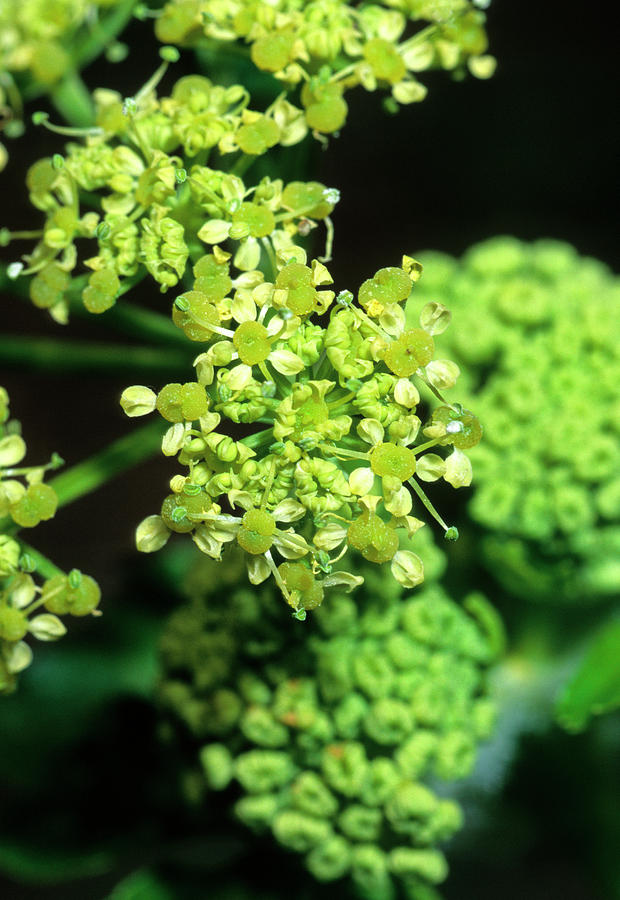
[107, 868, 173, 900]
[0, 609, 161, 779]
[0, 841, 112, 883]
[555, 617, 620, 732]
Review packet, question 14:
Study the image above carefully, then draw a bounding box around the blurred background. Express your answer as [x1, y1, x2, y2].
[1, 1, 619, 898]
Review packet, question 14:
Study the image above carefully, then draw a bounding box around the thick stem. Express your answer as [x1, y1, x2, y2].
[49, 71, 95, 128]
[240, 428, 273, 450]
[48, 420, 165, 507]
[73, 0, 137, 70]
[0, 335, 192, 376]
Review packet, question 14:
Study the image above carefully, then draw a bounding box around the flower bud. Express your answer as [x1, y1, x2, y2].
[136, 515, 171, 552]
[349, 467, 375, 496]
[391, 550, 424, 588]
[357, 418, 384, 446]
[416, 454, 447, 482]
[0, 434, 26, 466]
[426, 359, 460, 390]
[29, 614, 67, 641]
[0, 536, 20, 576]
[120, 386, 157, 418]
[444, 449, 473, 488]
[393, 378, 420, 408]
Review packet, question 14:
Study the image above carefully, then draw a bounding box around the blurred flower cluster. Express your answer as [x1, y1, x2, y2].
[0, 388, 100, 693]
[410, 237, 620, 603]
[160, 539, 501, 896]
[156, 0, 494, 134]
[0, 0, 133, 170]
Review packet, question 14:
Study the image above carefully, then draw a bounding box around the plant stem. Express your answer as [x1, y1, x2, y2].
[49, 71, 95, 128]
[48, 420, 165, 507]
[0, 335, 192, 375]
[240, 428, 273, 449]
[408, 477, 450, 532]
[74, 0, 137, 70]
[2, 265, 189, 350]
[18, 542, 65, 580]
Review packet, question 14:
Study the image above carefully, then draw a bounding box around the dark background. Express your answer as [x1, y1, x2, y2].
[1, 1, 619, 898]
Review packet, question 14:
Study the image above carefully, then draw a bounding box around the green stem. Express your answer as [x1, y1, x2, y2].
[230, 153, 256, 178]
[195, 37, 252, 64]
[327, 390, 356, 411]
[412, 438, 440, 456]
[20, 0, 136, 107]
[49, 70, 95, 128]
[48, 420, 165, 507]
[417, 373, 451, 407]
[240, 428, 273, 450]
[408, 477, 450, 532]
[73, 0, 137, 70]
[17, 542, 64, 580]
[1, 230, 43, 241]
[2, 266, 188, 350]
[320, 443, 368, 462]
[261, 238, 278, 280]
[0, 335, 192, 375]
[94, 302, 189, 348]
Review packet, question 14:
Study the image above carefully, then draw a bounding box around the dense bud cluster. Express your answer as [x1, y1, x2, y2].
[159, 539, 500, 897]
[0, 387, 100, 693]
[409, 238, 620, 603]
[156, 0, 494, 133]
[125, 247, 481, 616]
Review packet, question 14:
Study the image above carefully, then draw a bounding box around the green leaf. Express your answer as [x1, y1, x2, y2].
[555, 617, 620, 732]
[0, 840, 112, 883]
[107, 868, 173, 900]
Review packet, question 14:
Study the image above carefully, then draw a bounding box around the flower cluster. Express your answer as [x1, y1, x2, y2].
[124, 247, 481, 615]
[159, 538, 500, 896]
[156, 0, 495, 134]
[7, 61, 323, 322]
[0, 387, 101, 693]
[409, 237, 620, 604]
[0, 0, 128, 86]
[0, 0, 133, 170]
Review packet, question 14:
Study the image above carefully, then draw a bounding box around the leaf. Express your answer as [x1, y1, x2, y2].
[555, 617, 620, 732]
[0, 840, 112, 883]
[107, 868, 173, 900]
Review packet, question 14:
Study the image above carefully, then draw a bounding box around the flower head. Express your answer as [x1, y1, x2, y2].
[126, 248, 480, 615]
[156, 0, 494, 133]
[410, 237, 620, 603]
[0, 387, 100, 693]
[159, 537, 501, 894]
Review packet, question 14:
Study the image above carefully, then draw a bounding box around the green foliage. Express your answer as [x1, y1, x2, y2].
[156, 0, 494, 134]
[108, 868, 174, 899]
[555, 618, 620, 732]
[409, 237, 620, 604]
[159, 534, 498, 897]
